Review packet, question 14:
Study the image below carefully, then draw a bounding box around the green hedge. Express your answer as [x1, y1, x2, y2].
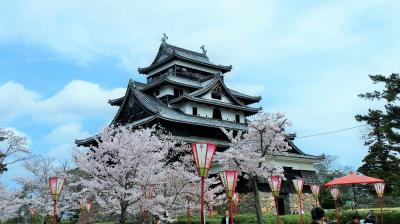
[174, 208, 400, 224]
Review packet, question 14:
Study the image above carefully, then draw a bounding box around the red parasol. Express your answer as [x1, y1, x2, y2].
[325, 171, 384, 186]
[324, 171, 384, 210]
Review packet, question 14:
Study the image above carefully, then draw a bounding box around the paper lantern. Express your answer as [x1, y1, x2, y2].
[267, 176, 282, 197]
[49, 177, 65, 201]
[191, 143, 217, 177]
[219, 170, 239, 199]
[374, 182, 385, 198]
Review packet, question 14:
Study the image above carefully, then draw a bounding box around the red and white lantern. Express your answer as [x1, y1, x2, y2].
[29, 207, 36, 216]
[310, 184, 321, 206]
[49, 177, 65, 201]
[232, 192, 239, 207]
[79, 199, 86, 210]
[191, 143, 217, 177]
[267, 176, 282, 197]
[49, 176, 65, 224]
[142, 185, 156, 199]
[85, 201, 93, 212]
[292, 178, 305, 195]
[310, 184, 321, 196]
[374, 182, 385, 198]
[330, 187, 340, 200]
[219, 170, 239, 199]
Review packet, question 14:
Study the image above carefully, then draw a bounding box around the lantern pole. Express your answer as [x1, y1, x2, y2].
[209, 205, 213, 223]
[53, 200, 57, 224]
[86, 201, 92, 224]
[87, 209, 90, 224]
[80, 200, 85, 224]
[201, 176, 205, 224]
[275, 197, 280, 224]
[82, 207, 85, 224]
[380, 197, 383, 224]
[299, 193, 303, 224]
[187, 200, 190, 224]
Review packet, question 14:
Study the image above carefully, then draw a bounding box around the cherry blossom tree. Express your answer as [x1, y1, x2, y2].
[74, 126, 168, 223]
[217, 111, 292, 224]
[15, 158, 78, 223]
[0, 128, 31, 174]
[74, 125, 223, 223]
[0, 182, 23, 218]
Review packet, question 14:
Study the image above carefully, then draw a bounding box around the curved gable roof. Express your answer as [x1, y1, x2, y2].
[189, 76, 245, 106]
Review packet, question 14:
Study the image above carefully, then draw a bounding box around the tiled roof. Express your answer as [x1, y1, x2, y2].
[138, 43, 232, 74]
[156, 43, 211, 65]
[228, 88, 262, 101]
[142, 73, 202, 91]
[129, 85, 249, 131]
[169, 95, 260, 115]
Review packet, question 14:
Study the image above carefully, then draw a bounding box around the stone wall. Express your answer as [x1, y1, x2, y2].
[237, 191, 317, 215]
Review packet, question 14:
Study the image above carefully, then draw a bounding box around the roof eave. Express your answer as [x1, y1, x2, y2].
[138, 53, 232, 74]
[169, 96, 260, 113]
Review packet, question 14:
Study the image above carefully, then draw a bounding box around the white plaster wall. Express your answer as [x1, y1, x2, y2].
[268, 157, 317, 171]
[174, 102, 245, 123]
[155, 85, 174, 98]
[201, 92, 233, 104]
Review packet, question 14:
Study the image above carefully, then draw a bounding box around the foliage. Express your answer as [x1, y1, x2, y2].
[355, 73, 400, 195]
[217, 111, 292, 224]
[0, 128, 31, 174]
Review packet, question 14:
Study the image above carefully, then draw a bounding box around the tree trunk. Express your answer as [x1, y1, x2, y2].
[250, 175, 264, 224]
[119, 203, 128, 224]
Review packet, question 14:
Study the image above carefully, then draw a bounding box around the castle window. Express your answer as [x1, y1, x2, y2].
[174, 89, 179, 97]
[236, 115, 240, 123]
[212, 109, 222, 120]
[155, 90, 160, 96]
[174, 88, 181, 97]
[192, 107, 198, 116]
[211, 92, 221, 100]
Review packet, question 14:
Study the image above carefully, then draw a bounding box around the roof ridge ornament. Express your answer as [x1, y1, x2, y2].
[200, 45, 207, 56]
[161, 33, 168, 47]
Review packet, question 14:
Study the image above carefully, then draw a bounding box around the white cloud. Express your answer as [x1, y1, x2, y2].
[0, 80, 125, 125]
[44, 123, 89, 161]
[0, 82, 40, 124]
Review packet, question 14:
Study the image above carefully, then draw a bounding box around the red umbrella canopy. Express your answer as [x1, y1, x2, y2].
[325, 172, 384, 186]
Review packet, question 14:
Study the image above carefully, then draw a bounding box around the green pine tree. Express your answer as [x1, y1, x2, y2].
[355, 73, 400, 195]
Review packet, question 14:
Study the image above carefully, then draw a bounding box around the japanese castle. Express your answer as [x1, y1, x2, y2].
[76, 37, 324, 215]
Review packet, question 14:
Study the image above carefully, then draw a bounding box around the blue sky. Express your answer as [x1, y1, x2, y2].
[1, 0, 399, 184]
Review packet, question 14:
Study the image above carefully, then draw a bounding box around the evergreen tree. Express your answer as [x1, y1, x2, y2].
[355, 73, 400, 195]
